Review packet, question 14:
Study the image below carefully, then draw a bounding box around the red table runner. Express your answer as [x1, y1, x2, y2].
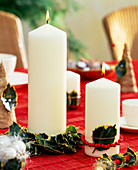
[0, 60, 138, 169]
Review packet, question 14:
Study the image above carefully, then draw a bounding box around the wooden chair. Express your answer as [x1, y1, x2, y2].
[103, 6, 138, 61]
[0, 11, 28, 68]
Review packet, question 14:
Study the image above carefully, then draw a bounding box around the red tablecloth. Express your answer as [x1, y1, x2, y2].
[1, 60, 138, 170]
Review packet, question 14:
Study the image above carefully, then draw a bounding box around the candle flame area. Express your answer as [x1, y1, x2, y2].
[101, 62, 105, 77]
[46, 10, 50, 23]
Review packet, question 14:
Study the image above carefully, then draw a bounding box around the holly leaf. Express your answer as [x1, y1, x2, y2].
[127, 146, 136, 160]
[20, 126, 28, 132]
[66, 125, 79, 134]
[123, 146, 137, 166]
[101, 153, 110, 160]
[3, 158, 22, 170]
[19, 131, 36, 144]
[44, 136, 64, 154]
[26, 141, 41, 156]
[55, 134, 74, 152]
[35, 133, 48, 143]
[116, 59, 127, 78]
[98, 153, 115, 168]
[56, 134, 69, 146]
[19, 131, 35, 139]
[92, 125, 117, 151]
[9, 122, 20, 136]
[1, 83, 17, 111]
[70, 90, 78, 97]
[111, 154, 125, 168]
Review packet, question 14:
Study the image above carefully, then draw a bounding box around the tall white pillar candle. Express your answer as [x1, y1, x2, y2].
[28, 23, 67, 136]
[85, 78, 120, 157]
[66, 71, 80, 93]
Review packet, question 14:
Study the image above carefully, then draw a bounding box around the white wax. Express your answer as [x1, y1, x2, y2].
[85, 78, 120, 157]
[28, 24, 67, 136]
[66, 71, 80, 93]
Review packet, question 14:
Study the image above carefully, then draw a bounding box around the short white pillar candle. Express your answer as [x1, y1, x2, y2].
[85, 78, 120, 157]
[66, 71, 80, 93]
[66, 71, 80, 109]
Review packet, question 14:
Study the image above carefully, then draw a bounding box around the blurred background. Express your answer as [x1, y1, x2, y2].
[1, 0, 138, 62]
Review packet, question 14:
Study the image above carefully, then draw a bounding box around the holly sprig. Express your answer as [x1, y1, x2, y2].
[5, 122, 83, 156]
[95, 146, 137, 169]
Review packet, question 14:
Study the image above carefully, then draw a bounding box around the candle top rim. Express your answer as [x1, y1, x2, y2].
[29, 24, 66, 36]
[86, 78, 120, 88]
[122, 99, 138, 106]
[67, 71, 80, 78]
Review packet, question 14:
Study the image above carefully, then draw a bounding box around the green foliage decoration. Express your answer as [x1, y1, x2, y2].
[116, 59, 127, 78]
[123, 147, 137, 166]
[9, 122, 20, 136]
[111, 154, 125, 168]
[96, 146, 137, 169]
[1, 158, 22, 170]
[67, 90, 80, 109]
[1, 83, 17, 111]
[0, 0, 89, 60]
[5, 122, 83, 156]
[92, 124, 117, 152]
[98, 153, 116, 169]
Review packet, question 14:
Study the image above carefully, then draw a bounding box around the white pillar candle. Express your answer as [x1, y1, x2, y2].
[66, 71, 80, 93]
[85, 78, 120, 157]
[28, 23, 67, 136]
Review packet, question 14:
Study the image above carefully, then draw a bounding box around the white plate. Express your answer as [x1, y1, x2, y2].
[120, 117, 138, 132]
[7, 72, 28, 86]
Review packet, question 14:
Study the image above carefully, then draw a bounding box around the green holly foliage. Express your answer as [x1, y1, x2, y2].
[2, 158, 22, 170]
[6, 122, 83, 156]
[111, 154, 125, 168]
[123, 146, 137, 166]
[98, 146, 137, 169]
[1, 83, 17, 111]
[67, 91, 80, 109]
[92, 124, 117, 151]
[101, 153, 110, 160]
[9, 122, 21, 136]
[66, 125, 79, 134]
[98, 153, 116, 169]
[35, 133, 48, 143]
[116, 59, 127, 78]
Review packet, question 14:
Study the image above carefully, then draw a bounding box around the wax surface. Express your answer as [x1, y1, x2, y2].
[28, 24, 67, 136]
[66, 71, 80, 93]
[85, 78, 120, 157]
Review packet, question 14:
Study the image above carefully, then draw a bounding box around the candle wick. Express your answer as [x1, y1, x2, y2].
[46, 20, 49, 24]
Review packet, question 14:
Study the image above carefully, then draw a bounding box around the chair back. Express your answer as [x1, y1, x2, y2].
[103, 6, 138, 61]
[0, 11, 28, 68]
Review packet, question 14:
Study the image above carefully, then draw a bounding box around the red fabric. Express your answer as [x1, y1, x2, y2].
[0, 60, 138, 169]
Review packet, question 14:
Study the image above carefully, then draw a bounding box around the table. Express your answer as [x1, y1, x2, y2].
[1, 60, 138, 170]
